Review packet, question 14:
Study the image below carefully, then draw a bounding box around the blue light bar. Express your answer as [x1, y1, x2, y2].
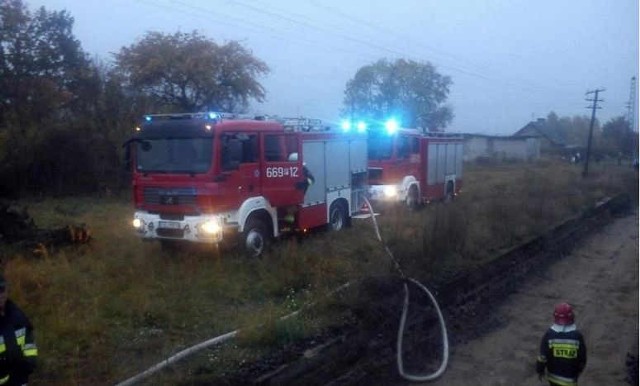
[207, 112, 219, 120]
[356, 121, 367, 133]
[341, 119, 352, 132]
[385, 118, 399, 135]
[144, 115, 152, 122]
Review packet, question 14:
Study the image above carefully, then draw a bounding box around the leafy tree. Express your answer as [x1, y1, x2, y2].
[0, 0, 89, 128]
[544, 111, 603, 149]
[0, 1, 135, 196]
[343, 58, 453, 131]
[114, 31, 269, 113]
[0, 0, 99, 195]
[601, 116, 637, 156]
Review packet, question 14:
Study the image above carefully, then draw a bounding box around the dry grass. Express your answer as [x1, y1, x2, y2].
[0, 158, 636, 385]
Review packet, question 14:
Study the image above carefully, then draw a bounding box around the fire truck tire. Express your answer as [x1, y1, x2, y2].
[243, 218, 270, 257]
[406, 185, 420, 210]
[328, 202, 347, 231]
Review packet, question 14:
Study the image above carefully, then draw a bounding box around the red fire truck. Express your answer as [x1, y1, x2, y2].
[127, 112, 368, 256]
[362, 121, 463, 209]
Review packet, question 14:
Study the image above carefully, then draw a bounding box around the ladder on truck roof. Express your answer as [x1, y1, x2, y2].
[142, 112, 253, 121]
[141, 112, 331, 132]
[400, 128, 463, 139]
[279, 117, 330, 132]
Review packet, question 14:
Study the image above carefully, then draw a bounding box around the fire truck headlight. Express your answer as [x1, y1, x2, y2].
[133, 218, 143, 229]
[200, 220, 221, 235]
[383, 185, 398, 198]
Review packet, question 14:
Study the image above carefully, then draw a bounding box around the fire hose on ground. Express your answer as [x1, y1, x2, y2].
[361, 195, 449, 382]
[115, 197, 449, 385]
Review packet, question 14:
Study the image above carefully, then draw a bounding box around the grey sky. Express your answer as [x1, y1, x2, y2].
[29, 0, 638, 134]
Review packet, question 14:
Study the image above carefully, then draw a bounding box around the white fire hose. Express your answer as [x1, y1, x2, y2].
[361, 196, 449, 381]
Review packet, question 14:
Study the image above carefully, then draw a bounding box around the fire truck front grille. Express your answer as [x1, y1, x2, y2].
[156, 228, 185, 238]
[143, 187, 197, 206]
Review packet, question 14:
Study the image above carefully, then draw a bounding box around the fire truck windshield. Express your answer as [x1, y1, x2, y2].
[367, 136, 393, 160]
[135, 137, 213, 174]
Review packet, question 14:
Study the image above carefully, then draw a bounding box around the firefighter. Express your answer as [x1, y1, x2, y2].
[301, 162, 315, 194]
[285, 162, 315, 224]
[0, 272, 37, 385]
[536, 302, 587, 386]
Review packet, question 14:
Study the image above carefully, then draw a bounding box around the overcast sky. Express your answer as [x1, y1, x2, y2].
[28, 0, 639, 135]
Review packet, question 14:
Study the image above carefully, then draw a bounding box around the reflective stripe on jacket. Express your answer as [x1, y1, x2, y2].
[0, 300, 38, 385]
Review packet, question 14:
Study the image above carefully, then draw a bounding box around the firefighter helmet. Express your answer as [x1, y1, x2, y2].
[553, 302, 574, 325]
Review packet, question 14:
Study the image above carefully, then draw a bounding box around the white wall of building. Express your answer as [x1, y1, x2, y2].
[463, 135, 539, 162]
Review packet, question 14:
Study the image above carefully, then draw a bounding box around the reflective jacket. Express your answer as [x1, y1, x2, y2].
[536, 323, 587, 386]
[0, 300, 37, 386]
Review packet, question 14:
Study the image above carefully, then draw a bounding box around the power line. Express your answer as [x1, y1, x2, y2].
[227, 0, 540, 85]
[306, 1, 498, 75]
[133, 0, 594, 121]
[146, 0, 499, 86]
[142, 0, 584, 98]
[254, 0, 578, 95]
[136, 0, 385, 59]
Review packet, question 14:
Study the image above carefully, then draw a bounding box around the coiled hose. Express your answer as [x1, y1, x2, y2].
[361, 196, 449, 381]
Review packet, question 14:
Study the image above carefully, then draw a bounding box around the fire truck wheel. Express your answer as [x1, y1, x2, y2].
[329, 202, 347, 231]
[406, 185, 420, 210]
[243, 218, 269, 257]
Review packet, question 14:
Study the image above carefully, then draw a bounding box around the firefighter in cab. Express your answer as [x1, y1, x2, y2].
[536, 302, 587, 386]
[0, 272, 38, 385]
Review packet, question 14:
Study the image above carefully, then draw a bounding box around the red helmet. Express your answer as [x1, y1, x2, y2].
[553, 303, 575, 325]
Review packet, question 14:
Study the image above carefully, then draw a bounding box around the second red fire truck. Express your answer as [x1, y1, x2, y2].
[342, 119, 463, 209]
[128, 112, 368, 256]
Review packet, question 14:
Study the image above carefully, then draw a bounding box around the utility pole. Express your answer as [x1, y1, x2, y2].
[583, 88, 605, 178]
[626, 77, 638, 163]
[626, 77, 636, 131]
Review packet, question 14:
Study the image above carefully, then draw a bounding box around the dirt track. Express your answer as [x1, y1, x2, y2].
[417, 211, 639, 386]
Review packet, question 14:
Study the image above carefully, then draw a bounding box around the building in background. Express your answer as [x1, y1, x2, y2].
[513, 118, 567, 154]
[463, 134, 540, 162]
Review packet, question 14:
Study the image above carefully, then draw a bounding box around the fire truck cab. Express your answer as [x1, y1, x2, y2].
[367, 127, 463, 208]
[127, 112, 368, 256]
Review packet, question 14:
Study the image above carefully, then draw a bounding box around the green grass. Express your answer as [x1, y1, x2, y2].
[1, 159, 636, 385]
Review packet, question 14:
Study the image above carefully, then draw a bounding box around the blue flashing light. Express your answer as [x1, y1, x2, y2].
[385, 118, 399, 135]
[341, 119, 352, 132]
[207, 112, 219, 120]
[356, 121, 367, 133]
[144, 115, 152, 122]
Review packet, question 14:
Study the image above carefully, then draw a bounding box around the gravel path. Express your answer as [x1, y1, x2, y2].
[420, 211, 639, 386]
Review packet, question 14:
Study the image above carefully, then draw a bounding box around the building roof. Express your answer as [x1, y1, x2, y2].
[513, 118, 566, 146]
